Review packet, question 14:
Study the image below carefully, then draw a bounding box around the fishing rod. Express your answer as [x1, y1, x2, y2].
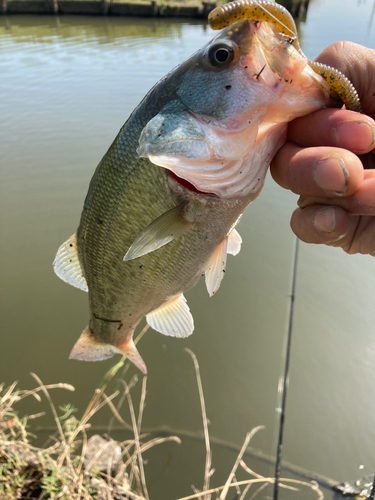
[370, 475, 375, 500]
[273, 237, 299, 500]
[272, 238, 375, 500]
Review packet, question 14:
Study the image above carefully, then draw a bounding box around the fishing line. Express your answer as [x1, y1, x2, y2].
[273, 236, 300, 500]
[253, 0, 297, 40]
[364, 0, 375, 44]
[370, 475, 375, 500]
[248, 2, 300, 493]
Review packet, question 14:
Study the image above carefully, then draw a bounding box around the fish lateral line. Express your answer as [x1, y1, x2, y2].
[54, 2, 346, 375]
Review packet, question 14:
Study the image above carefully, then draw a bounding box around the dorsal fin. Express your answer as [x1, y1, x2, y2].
[124, 203, 191, 262]
[53, 233, 88, 292]
[205, 237, 228, 297]
[146, 294, 194, 338]
[227, 228, 242, 256]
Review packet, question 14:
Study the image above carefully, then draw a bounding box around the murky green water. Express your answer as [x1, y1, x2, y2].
[1, 2, 375, 498]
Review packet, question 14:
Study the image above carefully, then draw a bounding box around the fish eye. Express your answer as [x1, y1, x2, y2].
[206, 41, 238, 68]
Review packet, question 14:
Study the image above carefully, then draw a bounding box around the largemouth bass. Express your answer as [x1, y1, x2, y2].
[54, 8, 340, 374]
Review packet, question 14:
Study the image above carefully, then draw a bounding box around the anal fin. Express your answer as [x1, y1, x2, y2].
[146, 294, 194, 338]
[53, 232, 88, 292]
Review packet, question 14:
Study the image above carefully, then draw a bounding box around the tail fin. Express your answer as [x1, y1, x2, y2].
[70, 326, 147, 374]
[69, 326, 116, 361]
[114, 339, 147, 375]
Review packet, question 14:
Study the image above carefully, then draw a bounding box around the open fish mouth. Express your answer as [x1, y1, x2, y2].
[168, 171, 218, 196]
[137, 18, 331, 200]
[138, 99, 266, 199]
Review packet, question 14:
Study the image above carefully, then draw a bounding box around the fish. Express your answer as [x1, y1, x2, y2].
[53, 6, 337, 374]
[208, 0, 361, 113]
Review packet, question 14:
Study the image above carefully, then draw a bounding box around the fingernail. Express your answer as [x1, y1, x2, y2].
[334, 120, 375, 152]
[314, 157, 348, 195]
[313, 207, 336, 233]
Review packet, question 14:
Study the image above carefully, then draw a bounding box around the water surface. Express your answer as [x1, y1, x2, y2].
[1, 3, 375, 498]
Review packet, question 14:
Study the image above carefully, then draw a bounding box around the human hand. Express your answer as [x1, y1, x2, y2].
[270, 42, 375, 255]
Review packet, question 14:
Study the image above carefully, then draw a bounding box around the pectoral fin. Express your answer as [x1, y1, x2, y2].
[146, 294, 194, 338]
[205, 238, 228, 297]
[124, 203, 191, 262]
[53, 233, 88, 292]
[205, 229, 242, 297]
[227, 228, 242, 256]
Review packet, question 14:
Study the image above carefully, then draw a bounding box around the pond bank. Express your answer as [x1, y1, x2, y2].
[0, 0, 215, 18]
[0, 0, 309, 19]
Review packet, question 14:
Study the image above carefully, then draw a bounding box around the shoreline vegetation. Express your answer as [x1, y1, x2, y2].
[0, 0, 309, 19]
[0, 349, 346, 500]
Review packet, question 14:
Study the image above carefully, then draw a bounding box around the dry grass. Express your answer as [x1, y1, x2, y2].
[0, 342, 326, 500]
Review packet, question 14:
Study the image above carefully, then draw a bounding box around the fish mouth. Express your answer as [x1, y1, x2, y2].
[169, 171, 218, 197]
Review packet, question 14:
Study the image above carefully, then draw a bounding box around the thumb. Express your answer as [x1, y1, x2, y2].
[315, 41, 375, 119]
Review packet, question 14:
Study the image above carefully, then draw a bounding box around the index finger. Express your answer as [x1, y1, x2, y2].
[287, 108, 375, 155]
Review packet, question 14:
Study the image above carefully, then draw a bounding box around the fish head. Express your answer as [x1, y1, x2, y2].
[138, 19, 332, 199]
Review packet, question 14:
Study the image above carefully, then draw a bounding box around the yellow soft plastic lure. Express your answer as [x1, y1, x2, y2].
[208, 0, 361, 112]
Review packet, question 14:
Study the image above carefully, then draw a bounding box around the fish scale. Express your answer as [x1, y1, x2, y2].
[78, 110, 245, 345]
[54, 11, 359, 373]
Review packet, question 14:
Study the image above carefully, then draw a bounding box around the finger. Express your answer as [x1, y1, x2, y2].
[316, 41, 375, 117]
[292, 206, 375, 255]
[290, 205, 356, 248]
[286, 108, 375, 154]
[270, 143, 364, 197]
[297, 176, 375, 215]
